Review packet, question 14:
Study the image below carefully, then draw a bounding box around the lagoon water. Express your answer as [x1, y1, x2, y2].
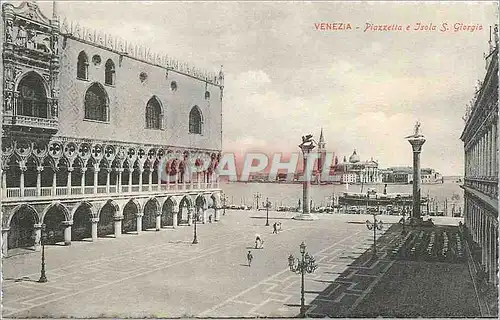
[221, 181, 464, 213]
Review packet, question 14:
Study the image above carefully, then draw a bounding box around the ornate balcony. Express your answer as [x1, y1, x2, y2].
[2, 182, 220, 201]
[464, 177, 498, 199]
[3, 114, 58, 132]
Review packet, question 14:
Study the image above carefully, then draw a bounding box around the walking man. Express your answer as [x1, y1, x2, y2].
[247, 250, 253, 267]
[273, 222, 278, 234]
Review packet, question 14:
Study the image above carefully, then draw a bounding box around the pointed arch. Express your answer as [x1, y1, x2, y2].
[189, 106, 203, 134]
[77, 51, 89, 80]
[145, 96, 163, 130]
[104, 59, 115, 85]
[84, 82, 109, 122]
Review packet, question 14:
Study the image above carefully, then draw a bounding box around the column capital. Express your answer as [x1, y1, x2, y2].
[81, 167, 88, 173]
[19, 165, 27, 172]
[34, 223, 43, 229]
[36, 166, 44, 172]
[91, 217, 99, 223]
[114, 215, 124, 221]
[67, 166, 74, 172]
[62, 220, 73, 226]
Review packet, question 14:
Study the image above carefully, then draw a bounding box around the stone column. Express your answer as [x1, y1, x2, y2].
[52, 169, 57, 196]
[2, 170, 6, 199]
[2, 228, 10, 256]
[157, 168, 161, 190]
[172, 210, 178, 228]
[114, 216, 122, 238]
[407, 136, 426, 219]
[19, 165, 27, 197]
[67, 167, 73, 194]
[486, 217, 491, 281]
[294, 141, 318, 221]
[117, 168, 123, 193]
[148, 168, 153, 191]
[200, 207, 206, 224]
[155, 214, 161, 231]
[214, 207, 219, 222]
[128, 168, 133, 192]
[136, 214, 143, 234]
[34, 223, 42, 251]
[36, 166, 43, 196]
[91, 218, 99, 241]
[81, 167, 87, 193]
[105, 168, 111, 193]
[187, 207, 193, 226]
[62, 221, 72, 246]
[138, 168, 144, 192]
[93, 165, 99, 194]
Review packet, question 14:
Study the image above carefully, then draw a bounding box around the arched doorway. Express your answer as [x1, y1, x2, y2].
[98, 201, 116, 237]
[178, 196, 191, 225]
[72, 203, 93, 241]
[122, 200, 138, 233]
[8, 205, 38, 250]
[143, 199, 158, 230]
[161, 198, 175, 227]
[43, 204, 67, 245]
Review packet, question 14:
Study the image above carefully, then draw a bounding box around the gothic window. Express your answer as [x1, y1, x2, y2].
[205, 91, 210, 100]
[84, 83, 109, 122]
[145, 96, 162, 130]
[77, 51, 89, 80]
[189, 106, 203, 134]
[17, 72, 47, 118]
[105, 59, 115, 85]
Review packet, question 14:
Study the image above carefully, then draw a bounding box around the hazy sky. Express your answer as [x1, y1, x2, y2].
[34, 1, 498, 175]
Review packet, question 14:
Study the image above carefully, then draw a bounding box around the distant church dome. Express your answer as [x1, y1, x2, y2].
[349, 149, 360, 163]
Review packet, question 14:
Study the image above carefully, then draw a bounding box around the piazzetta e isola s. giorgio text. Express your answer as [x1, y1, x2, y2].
[314, 22, 483, 32]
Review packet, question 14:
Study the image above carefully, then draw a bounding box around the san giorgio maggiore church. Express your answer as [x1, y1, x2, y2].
[1, 2, 224, 254]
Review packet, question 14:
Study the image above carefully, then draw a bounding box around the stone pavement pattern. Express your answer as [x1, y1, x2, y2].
[2, 212, 455, 318]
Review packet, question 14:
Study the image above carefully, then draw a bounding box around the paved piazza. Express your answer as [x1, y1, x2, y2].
[2, 211, 457, 318]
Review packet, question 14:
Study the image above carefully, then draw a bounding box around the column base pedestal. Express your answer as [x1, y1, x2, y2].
[293, 213, 318, 221]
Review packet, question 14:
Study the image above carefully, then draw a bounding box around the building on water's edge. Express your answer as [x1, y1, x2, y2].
[1, 2, 224, 255]
[459, 24, 498, 305]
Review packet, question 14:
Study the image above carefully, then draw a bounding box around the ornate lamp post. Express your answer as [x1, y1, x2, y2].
[400, 205, 408, 235]
[265, 197, 271, 226]
[192, 209, 199, 244]
[365, 212, 383, 257]
[38, 224, 48, 283]
[294, 134, 318, 221]
[254, 192, 262, 210]
[288, 242, 318, 318]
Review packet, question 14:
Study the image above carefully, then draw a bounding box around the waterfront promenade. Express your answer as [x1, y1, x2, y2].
[2, 210, 470, 318]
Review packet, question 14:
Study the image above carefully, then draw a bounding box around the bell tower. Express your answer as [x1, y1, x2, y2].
[317, 128, 326, 181]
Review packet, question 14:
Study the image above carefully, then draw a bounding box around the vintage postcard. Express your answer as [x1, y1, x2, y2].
[1, 1, 498, 318]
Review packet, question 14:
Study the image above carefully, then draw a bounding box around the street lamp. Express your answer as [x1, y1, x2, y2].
[38, 224, 48, 283]
[288, 241, 318, 318]
[192, 209, 199, 244]
[365, 212, 383, 257]
[254, 192, 262, 210]
[265, 197, 271, 226]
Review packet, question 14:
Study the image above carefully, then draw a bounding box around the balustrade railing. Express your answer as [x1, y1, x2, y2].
[4, 179, 220, 200]
[464, 177, 499, 199]
[24, 187, 37, 197]
[97, 186, 107, 194]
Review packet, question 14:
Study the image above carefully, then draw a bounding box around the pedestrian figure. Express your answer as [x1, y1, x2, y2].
[278, 222, 282, 232]
[255, 234, 264, 249]
[273, 222, 278, 234]
[247, 250, 253, 267]
[209, 214, 212, 223]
